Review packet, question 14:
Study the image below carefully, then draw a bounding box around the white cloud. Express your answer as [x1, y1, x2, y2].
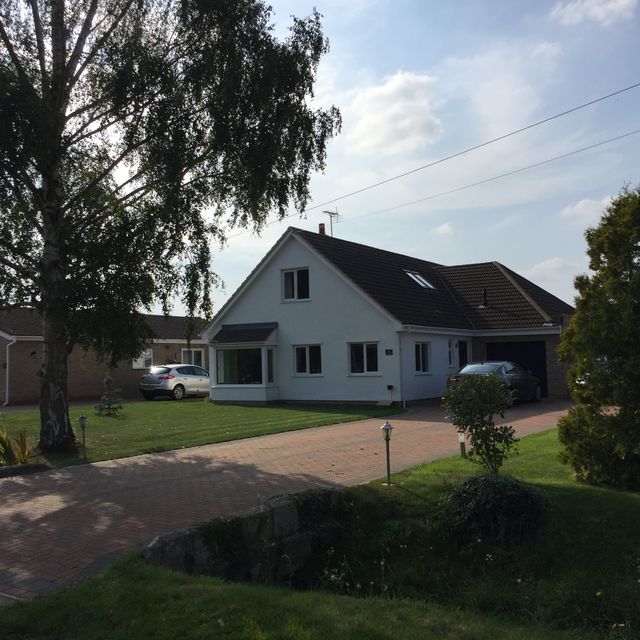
[550, 0, 637, 26]
[491, 215, 523, 231]
[560, 196, 612, 225]
[346, 71, 443, 156]
[532, 41, 563, 61]
[434, 222, 453, 235]
[523, 257, 585, 304]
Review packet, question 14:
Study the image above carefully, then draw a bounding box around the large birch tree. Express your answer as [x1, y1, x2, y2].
[0, 0, 340, 451]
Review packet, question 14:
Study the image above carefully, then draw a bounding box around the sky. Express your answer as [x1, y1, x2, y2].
[199, 0, 640, 317]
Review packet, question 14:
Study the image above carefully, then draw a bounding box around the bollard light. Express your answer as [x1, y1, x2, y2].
[458, 430, 467, 458]
[380, 421, 394, 486]
[78, 414, 87, 460]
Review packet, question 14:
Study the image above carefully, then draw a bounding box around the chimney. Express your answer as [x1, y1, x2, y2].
[479, 288, 488, 308]
[319, 223, 326, 235]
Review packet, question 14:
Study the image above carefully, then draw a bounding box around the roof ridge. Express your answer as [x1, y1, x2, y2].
[293, 228, 444, 268]
[492, 261, 552, 323]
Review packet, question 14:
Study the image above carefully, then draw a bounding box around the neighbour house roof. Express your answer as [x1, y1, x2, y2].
[212, 322, 278, 344]
[0, 308, 43, 336]
[292, 228, 574, 331]
[0, 308, 206, 341]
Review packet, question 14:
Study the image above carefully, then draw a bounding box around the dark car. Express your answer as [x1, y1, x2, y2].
[447, 361, 542, 402]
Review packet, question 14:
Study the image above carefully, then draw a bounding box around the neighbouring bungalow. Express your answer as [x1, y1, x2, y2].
[0, 309, 208, 405]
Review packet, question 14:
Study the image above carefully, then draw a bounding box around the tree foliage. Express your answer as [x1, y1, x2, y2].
[442, 374, 516, 474]
[558, 185, 640, 488]
[0, 0, 340, 450]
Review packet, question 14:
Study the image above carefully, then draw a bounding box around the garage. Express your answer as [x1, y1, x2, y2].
[486, 340, 548, 397]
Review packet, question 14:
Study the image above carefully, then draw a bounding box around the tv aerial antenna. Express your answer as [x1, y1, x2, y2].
[322, 208, 342, 237]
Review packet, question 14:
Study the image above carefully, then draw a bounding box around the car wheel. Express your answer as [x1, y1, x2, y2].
[172, 384, 185, 401]
[533, 385, 542, 402]
[142, 391, 155, 401]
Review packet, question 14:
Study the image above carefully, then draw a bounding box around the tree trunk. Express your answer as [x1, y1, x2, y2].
[39, 308, 75, 451]
[38, 168, 76, 451]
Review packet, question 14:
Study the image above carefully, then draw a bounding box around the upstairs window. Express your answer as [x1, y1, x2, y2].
[405, 270, 435, 289]
[283, 268, 309, 300]
[349, 343, 378, 374]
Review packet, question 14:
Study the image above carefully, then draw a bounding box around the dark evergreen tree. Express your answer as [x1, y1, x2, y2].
[558, 185, 640, 488]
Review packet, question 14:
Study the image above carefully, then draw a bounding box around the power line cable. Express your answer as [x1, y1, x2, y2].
[341, 128, 640, 223]
[227, 81, 640, 238]
[306, 81, 640, 212]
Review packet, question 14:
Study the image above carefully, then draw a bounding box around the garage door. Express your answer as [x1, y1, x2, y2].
[486, 341, 548, 397]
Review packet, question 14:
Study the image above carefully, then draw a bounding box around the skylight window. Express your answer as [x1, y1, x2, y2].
[405, 270, 435, 289]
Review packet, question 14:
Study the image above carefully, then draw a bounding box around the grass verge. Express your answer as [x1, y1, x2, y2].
[0, 401, 400, 468]
[0, 554, 584, 640]
[302, 429, 640, 637]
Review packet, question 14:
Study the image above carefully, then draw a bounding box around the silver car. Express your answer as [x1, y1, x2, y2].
[139, 364, 210, 400]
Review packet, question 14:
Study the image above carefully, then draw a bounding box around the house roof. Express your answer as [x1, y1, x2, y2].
[212, 322, 278, 344]
[0, 308, 42, 336]
[293, 228, 574, 331]
[0, 309, 206, 340]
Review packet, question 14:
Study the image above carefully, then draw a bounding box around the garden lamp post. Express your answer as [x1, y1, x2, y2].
[458, 430, 467, 458]
[78, 414, 87, 460]
[381, 421, 393, 486]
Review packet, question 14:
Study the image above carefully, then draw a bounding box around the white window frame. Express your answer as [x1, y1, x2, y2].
[448, 340, 456, 368]
[405, 270, 436, 289]
[294, 344, 322, 376]
[348, 342, 379, 375]
[282, 267, 310, 301]
[415, 342, 431, 374]
[182, 347, 205, 367]
[132, 348, 153, 370]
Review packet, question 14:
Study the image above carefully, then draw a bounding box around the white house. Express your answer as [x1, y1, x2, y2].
[201, 226, 574, 405]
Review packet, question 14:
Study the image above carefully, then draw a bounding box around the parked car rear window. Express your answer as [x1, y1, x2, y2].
[149, 367, 171, 375]
[460, 363, 502, 374]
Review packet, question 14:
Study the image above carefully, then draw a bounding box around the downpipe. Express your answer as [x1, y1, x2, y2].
[4, 337, 16, 406]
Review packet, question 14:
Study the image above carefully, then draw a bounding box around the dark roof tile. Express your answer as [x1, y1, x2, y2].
[293, 229, 574, 331]
[212, 322, 278, 343]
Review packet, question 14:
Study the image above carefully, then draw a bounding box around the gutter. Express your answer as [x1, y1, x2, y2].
[4, 336, 16, 406]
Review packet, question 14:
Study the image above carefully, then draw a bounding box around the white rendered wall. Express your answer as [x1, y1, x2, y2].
[208, 235, 402, 403]
[400, 334, 471, 401]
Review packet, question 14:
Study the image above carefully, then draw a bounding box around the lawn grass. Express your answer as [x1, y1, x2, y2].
[0, 400, 400, 468]
[1, 428, 637, 639]
[307, 429, 640, 637]
[0, 554, 584, 640]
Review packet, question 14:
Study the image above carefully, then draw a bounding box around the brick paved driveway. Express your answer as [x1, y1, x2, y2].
[0, 401, 569, 603]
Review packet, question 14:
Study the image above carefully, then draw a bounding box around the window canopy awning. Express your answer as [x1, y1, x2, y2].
[211, 322, 278, 344]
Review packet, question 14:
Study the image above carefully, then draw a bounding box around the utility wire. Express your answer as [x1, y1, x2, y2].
[227, 81, 640, 238]
[341, 128, 640, 224]
[306, 81, 640, 212]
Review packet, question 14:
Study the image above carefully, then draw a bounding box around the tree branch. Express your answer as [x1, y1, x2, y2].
[62, 135, 151, 211]
[0, 253, 35, 281]
[28, 0, 49, 95]
[0, 19, 38, 95]
[65, 0, 99, 87]
[66, 0, 136, 97]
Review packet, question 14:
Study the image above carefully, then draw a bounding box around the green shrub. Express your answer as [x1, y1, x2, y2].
[435, 474, 547, 547]
[0, 427, 32, 466]
[443, 373, 517, 474]
[558, 405, 640, 489]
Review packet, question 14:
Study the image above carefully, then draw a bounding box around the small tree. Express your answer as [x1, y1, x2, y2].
[443, 374, 517, 474]
[558, 185, 640, 489]
[95, 375, 123, 417]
